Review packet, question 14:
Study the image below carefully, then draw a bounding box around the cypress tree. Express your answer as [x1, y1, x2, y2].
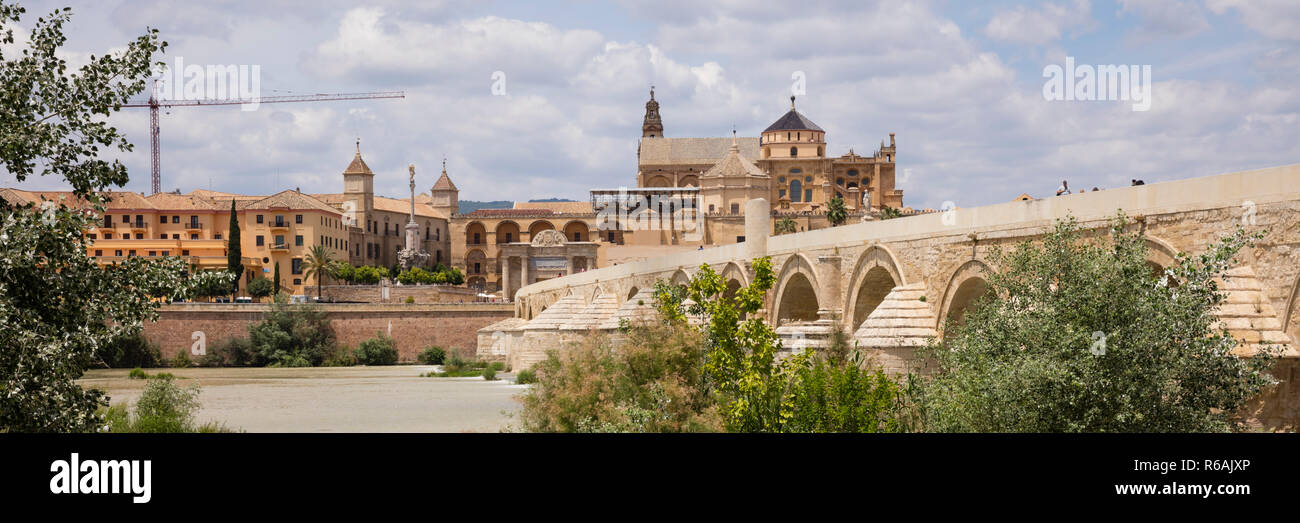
[274, 262, 282, 296]
[226, 199, 243, 298]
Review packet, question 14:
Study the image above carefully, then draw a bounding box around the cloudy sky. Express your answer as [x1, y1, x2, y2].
[4, 0, 1298, 210]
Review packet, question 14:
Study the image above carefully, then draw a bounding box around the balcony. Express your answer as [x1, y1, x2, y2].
[130, 221, 149, 233]
[269, 219, 290, 232]
[270, 242, 290, 252]
[185, 222, 204, 232]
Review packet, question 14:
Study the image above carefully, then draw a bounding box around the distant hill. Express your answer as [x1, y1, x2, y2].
[528, 197, 577, 203]
[458, 200, 512, 213]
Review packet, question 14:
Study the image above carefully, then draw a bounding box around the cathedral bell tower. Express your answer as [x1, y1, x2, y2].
[642, 87, 663, 138]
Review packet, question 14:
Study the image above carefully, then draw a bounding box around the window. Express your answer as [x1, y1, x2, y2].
[172, 234, 180, 240]
[135, 233, 144, 239]
[115, 250, 123, 256]
[159, 234, 166, 239]
[256, 235, 264, 246]
[731, 203, 740, 214]
[805, 176, 812, 183]
[790, 168, 802, 174]
[275, 235, 285, 247]
[505, 233, 512, 243]
[736, 236, 745, 243]
[607, 232, 615, 242]
[181, 250, 189, 256]
[778, 176, 785, 183]
[121, 215, 129, 223]
[148, 251, 157, 257]
[88, 233, 97, 240]
[295, 235, 303, 246]
[572, 232, 581, 242]
[837, 178, 844, 186]
[189, 216, 198, 227]
[105, 233, 113, 239]
[128, 250, 136, 256]
[274, 215, 285, 227]
[473, 232, 481, 244]
[790, 180, 803, 202]
[295, 214, 302, 224]
[159, 215, 167, 224]
[171, 216, 179, 224]
[436, 251, 441, 263]
[190, 234, 198, 240]
[103, 216, 112, 228]
[790, 147, 797, 157]
[94, 250, 102, 256]
[292, 258, 302, 275]
[805, 189, 812, 202]
[293, 278, 301, 286]
[474, 262, 481, 274]
[256, 215, 264, 224]
[848, 169, 858, 177]
[161, 251, 169, 256]
[708, 204, 715, 213]
[214, 233, 222, 240]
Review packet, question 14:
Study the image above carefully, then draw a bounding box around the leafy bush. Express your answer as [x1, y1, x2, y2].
[515, 369, 537, 385]
[490, 361, 505, 372]
[95, 330, 161, 368]
[247, 302, 337, 367]
[324, 346, 359, 367]
[916, 215, 1278, 433]
[246, 277, 273, 301]
[443, 350, 468, 374]
[208, 337, 255, 367]
[418, 346, 446, 365]
[482, 366, 498, 381]
[101, 375, 232, 433]
[518, 322, 721, 433]
[128, 368, 147, 379]
[404, 296, 415, 304]
[170, 350, 193, 368]
[354, 333, 398, 366]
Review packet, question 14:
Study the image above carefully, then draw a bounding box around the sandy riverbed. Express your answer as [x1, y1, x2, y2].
[79, 366, 524, 433]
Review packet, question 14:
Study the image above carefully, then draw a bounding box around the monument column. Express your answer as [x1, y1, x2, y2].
[500, 255, 512, 300]
[520, 252, 531, 287]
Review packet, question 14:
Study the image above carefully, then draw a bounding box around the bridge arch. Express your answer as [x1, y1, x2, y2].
[772, 254, 821, 325]
[1145, 235, 1181, 283]
[938, 259, 993, 335]
[669, 268, 692, 287]
[1286, 272, 1300, 345]
[844, 245, 907, 330]
[720, 262, 749, 299]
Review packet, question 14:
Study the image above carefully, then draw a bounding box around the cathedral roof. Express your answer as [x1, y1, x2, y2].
[702, 137, 766, 179]
[764, 96, 823, 132]
[638, 137, 760, 166]
[763, 109, 823, 133]
[244, 190, 341, 214]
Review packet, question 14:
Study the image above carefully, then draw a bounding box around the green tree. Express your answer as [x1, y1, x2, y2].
[774, 217, 798, 235]
[226, 199, 242, 297]
[273, 262, 282, 294]
[302, 244, 334, 300]
[247, 302, 337, 367]
[826, 195, 847, 226]
[880, 206, 902, 220]
[0, 2, 212, 432]
[918, 214, 1279, 432]
[246, 276, 273, 302]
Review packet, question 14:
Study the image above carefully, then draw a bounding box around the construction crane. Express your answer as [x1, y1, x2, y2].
[124, 91, 406, 194]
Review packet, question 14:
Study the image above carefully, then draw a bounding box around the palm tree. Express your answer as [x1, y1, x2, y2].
[826, 195, 847, 226]
[774, 217, 798, 235]
[302, 244, 335, 302]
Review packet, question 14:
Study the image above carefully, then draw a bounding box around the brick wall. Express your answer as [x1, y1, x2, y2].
[310, 283, 483, 304]
[144, 303, 513, 362]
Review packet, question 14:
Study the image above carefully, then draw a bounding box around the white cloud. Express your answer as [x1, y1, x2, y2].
[1117, 0, 1210, 40]
[985, 0, 1095, 45]
[1207, 0, 1300, 41]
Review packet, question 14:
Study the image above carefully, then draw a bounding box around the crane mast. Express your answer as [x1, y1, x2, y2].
[125, 91, 406, 194]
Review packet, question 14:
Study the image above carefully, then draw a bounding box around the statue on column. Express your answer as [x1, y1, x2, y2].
[398, 163, 431, 270]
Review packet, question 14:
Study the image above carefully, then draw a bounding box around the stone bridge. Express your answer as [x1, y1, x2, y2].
[482, 164, 1300, 428]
